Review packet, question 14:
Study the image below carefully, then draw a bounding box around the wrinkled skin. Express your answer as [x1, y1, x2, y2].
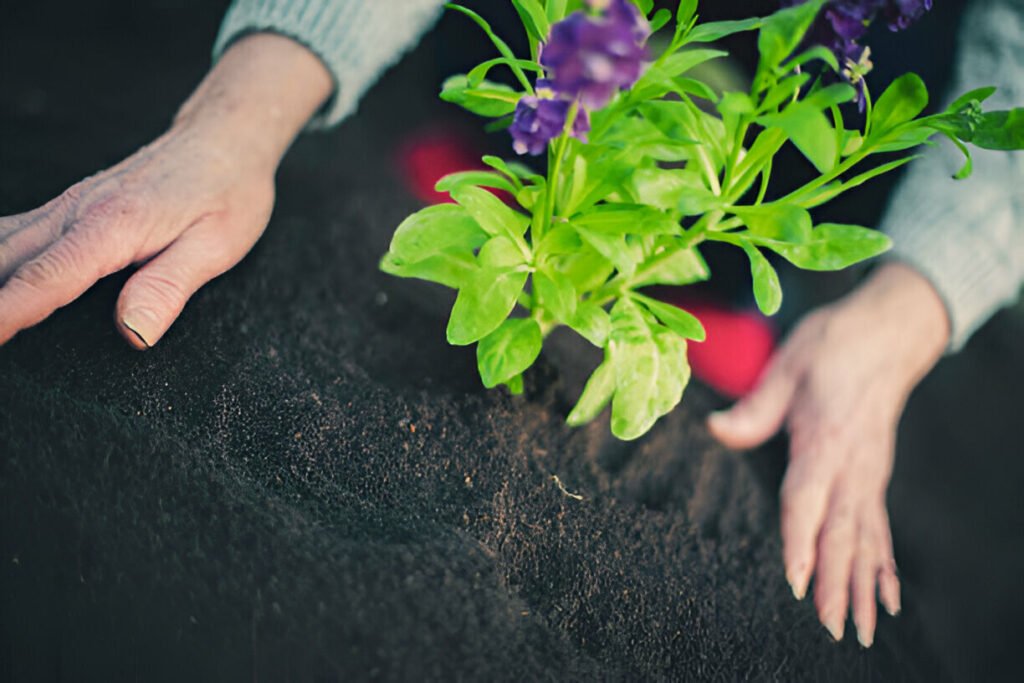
[0, 33, 331, 348]
[709, 262, 950, 647]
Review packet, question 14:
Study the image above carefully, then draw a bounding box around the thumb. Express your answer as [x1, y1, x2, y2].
[116, 227, 241, 349]
[707, 355, 800, 450]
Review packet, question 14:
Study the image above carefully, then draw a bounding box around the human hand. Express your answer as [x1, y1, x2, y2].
[0, 34, 332, 348]
[707, 262, 950, 647]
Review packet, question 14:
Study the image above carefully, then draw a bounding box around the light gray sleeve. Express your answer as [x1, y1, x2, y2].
[879, 0, 1024, 351]
[213, 0, 448, 129]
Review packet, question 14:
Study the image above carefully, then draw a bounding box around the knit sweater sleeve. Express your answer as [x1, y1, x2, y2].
[879, 0, 1024, 352]
[212, 0, 447, 129]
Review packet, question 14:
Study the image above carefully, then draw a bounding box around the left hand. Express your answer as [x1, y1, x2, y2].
[707, 262, 950, 647]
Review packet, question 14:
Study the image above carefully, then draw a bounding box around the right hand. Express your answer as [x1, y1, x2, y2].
[0, 33, 332, 348]
[0, 127, 276, 348]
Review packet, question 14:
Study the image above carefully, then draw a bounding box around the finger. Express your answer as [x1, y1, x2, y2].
[876, 509, 901, 617]
[707, 353, 801, 450]
[779, 444, 832, 601]
[0, 215, 67, 281]
[814, 486, 857, 642]
[0, 228, 132, 345]
[851, 535, 879, 648]
[0, 188, 76, 239]
[115, 224, 242, 349]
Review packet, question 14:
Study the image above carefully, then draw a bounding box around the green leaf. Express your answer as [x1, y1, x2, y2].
[635, 294, 706, 341]
[445, 4, 533, 92]
[482, 155, 541, 187]
[546, 0, 569, 23]
[608, 299, 689, 440]
[805, 83, 857, 110]
[575, 226, 641, 276]
[758, 101, 837, 173]
[673, 77, 720, 102]
[798, 156, 919, 208]
[534, 269, 578, 322]
[731, 203, 812, 242]
[467, 58, 543, 87]
[506, 373, 525, 395]
[478, 235, 527, 268]
[380, 251, 477, 289]
[685, 18, 762, 44]
[650, 327, 691, 421]
[476, 317, 543, 388]
[660, 48, 729, 78]
[781, 44, 839, 74]
[435, 171, 519, 196]
[757, 0, 825, 73]
[561, 249, 616, 294]
[441, 75, 521, 118]
[538, 224, 582, 257]
[386, 204, 488, 264]
[945, 86, 997, 115]
[631, 246, 709, 287]
[447, 267, 529, 345]
[676, 0, 698, 28]
[629, 168, 707, 212]
[751, 223, 892, 271]
[512, 0, 551, 44]
[597, 115, 696, 160]
[451, 185, 531, 242]
[569, 302, 612, 347]
[740, 240, 782, 315]
[559, 153, 589, 215]
[717, 91, 755, 117]
[571, 204, 682, 236]
[566, 353, 615, 426]
[731, 127, 787, 193]
[871, 122, 934, 153]
[971, 108, 1024, 150]
[649, 8, 673, 33]
[871, 73, 929, 135]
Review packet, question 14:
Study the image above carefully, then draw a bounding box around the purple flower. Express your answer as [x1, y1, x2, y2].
[540, 0, 651, 110]
[784, 1, 933, 108]
[882, 0, 933, 31]
[510, 82, 591, 156]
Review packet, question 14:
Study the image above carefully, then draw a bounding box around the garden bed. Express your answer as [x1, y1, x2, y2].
[2, 1, 1021, 681]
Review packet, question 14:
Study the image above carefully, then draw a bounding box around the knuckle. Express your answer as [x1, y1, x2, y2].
[13, 250, 74, 289]
[75, 192, 147, 233]
[820, 507, 854, 539]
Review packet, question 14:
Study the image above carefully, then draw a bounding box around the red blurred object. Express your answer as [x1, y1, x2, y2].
[396, 126, 518, 206]
[660, 293, 777, 399]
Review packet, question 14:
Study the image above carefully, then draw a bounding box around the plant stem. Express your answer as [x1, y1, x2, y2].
[722, 118, 750, 191]
[541, 101, 579, 244]
[777, 148, 869, 206]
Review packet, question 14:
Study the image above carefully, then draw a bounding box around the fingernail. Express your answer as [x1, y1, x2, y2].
[857, 627, 874, 649]
[885, 603, 901, 618]
[121, 307, 158, 348]
[823, 616, 845, 642]
[786, 567, 808, 600]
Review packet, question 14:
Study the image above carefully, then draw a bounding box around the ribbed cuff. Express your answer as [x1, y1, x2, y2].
[880, 141, 1024, 352]
[213, 0, 446, 130]
[879, 0, 1024, 352]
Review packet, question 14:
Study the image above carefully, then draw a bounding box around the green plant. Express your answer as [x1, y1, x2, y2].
[381, 0, 1024, 440]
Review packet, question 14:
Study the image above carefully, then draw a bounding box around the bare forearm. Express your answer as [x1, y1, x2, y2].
[173, 33, 333, 170]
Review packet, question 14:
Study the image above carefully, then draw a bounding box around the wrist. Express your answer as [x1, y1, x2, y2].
[836, 261, 950, 387]
[172, 33, 333, 172]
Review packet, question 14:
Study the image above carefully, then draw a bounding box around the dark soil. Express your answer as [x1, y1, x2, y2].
[1, 1, 1021, 681]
